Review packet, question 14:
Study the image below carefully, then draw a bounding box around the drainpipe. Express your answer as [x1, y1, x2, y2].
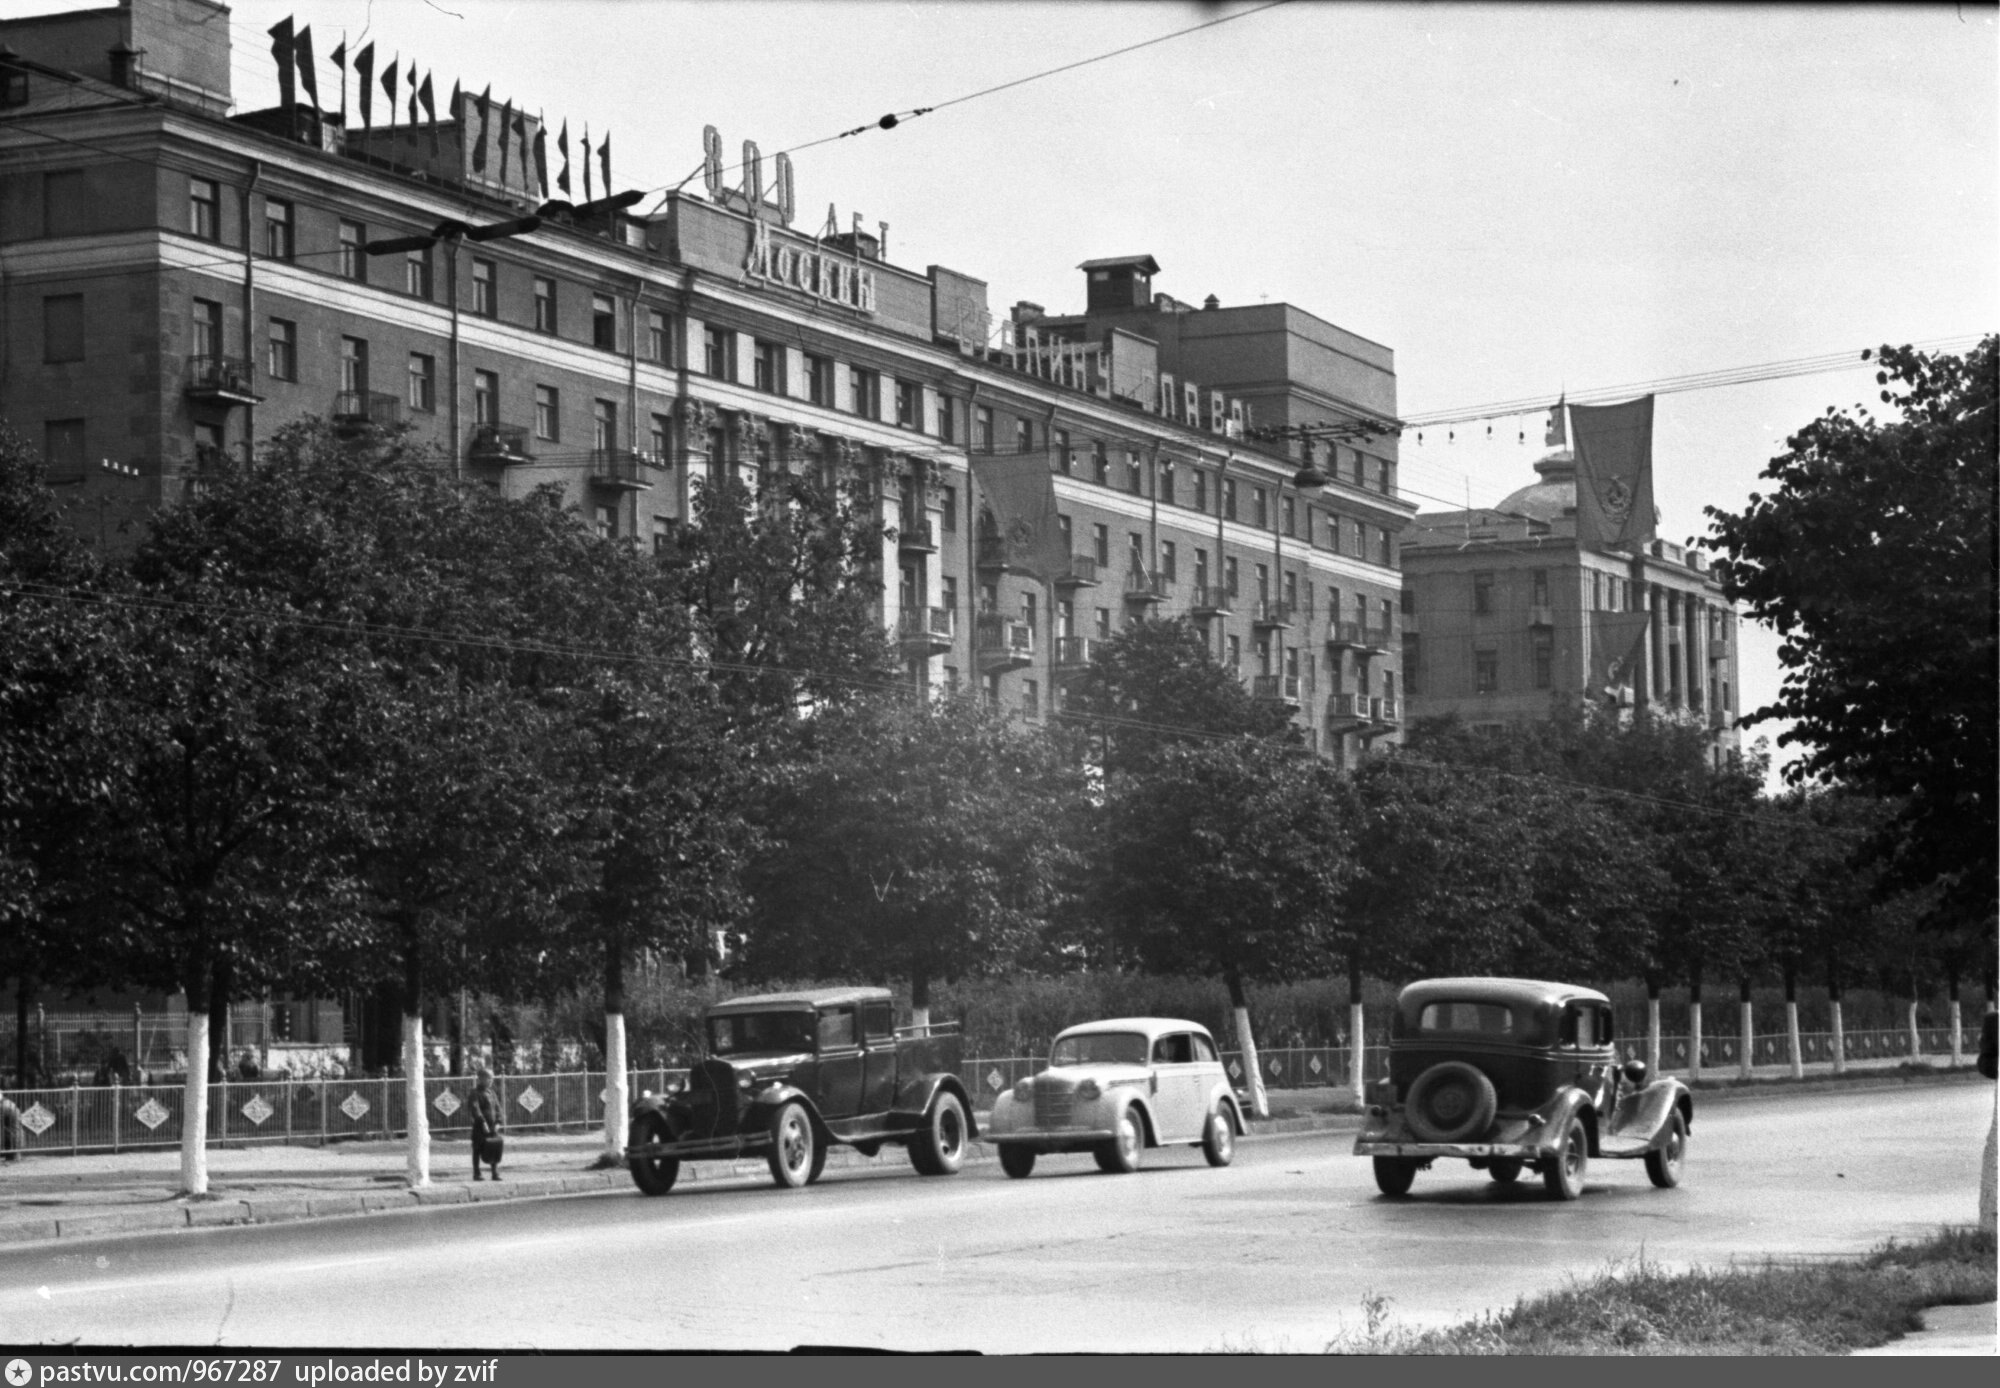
[241, 159, 260, 464]
[1215, 452, 1231, 663]
[445, 234, 461, 479]
[626, 277, 641, 534]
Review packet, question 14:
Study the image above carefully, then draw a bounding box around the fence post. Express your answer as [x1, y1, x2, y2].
[553, 1069, 562, 1131]
[111, 1080, 120, 1154]
[70, 1081, 79, 1155]
[318, 1078, 327, 1145]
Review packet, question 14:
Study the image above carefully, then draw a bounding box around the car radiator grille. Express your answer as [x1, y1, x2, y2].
[1034, 1087, 1076, 1127]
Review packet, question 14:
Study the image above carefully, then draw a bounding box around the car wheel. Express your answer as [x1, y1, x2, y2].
[627, 1113, 680, 1197]
[1542, 1116, 1588, 1201]
[1487, 1157, 1524, 1185]
[807, 1138, 829, 1186]
[1403, 1061, 1499, 1143]
[907, 1091, 968, 1177]
[1095, 1107, 1143, 1174]
[999, 1144, 1037, 1179]
[1201, 1104, 1235, 1168]
[1373, 1157, 1418, 1197]
[1644, 1111, 1687, 1189]
[767, 1101, 816, 1189]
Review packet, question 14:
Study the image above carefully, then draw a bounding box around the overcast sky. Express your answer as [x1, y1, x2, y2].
[19, 0, 1997, 781]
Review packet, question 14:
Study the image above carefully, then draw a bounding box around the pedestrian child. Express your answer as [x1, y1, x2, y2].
[469, 1067, 504, 1181]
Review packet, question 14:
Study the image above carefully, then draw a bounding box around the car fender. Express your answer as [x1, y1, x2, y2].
[896, 1072, 980, 1140]
[1207, 1081, 1246, 1135]
[1607, 1076, 1693, 1151]
[1109, 1094, 1159, 1147]
[1524, 1086, 1598, 1157]
[746, 1082, 830, 1142]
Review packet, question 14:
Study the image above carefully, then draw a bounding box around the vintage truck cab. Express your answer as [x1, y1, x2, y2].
[1354, 978, 1693, 1200]
[624, 986, 975, 1195]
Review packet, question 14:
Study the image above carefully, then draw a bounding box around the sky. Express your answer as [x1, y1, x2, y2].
[15, 0, 1997, 783]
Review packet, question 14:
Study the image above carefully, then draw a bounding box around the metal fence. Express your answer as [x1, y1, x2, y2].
[0, 1026, 1979, 1158]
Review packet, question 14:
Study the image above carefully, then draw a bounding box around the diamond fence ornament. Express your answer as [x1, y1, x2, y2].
[432, 1090, 461, 1117]
[134, 1098, 169, 1131]
[1226, 1058, 1244, 1080]
[1308, 1055, 1324, 1076]
[516, 1085, 544, 1114]
[240, 1094, 273, 1126]
[19, 1102, 55, 1136]
[339, 1091, 371, 1122]
[986, 1068, 1005, 1092]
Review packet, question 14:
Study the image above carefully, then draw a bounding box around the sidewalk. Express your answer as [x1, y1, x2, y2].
[0, 1087, 1358, 1249]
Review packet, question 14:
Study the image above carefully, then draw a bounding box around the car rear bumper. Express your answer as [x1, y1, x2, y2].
[989, 1127, 1118, 1150]
[1354, 1139, 1544, 1161]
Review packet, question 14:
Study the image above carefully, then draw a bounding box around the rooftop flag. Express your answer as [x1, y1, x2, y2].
[599, 130, 611, 195]
[556, 121, 571, 194]
[1545, 392, 1567, 448]
[971, 453, 1071, 584]
[496, 97, 514, 181]
[472, 86, 492, 173]
[293, 24, 319, 113]
[354, 43, 374, 131]
[1570, 394, 1658, 554]
[513, 106, 530, 186]
[381, 55, 398, 132]
[407, 61, 419, 126]
[581, 124, 593, 202]
[419, 73, 437, 155]
[329, 36, 346, 125]
[268, 17, 296, 117]
[533, 112, 549, 197]
[1588, 609, 1652, 701]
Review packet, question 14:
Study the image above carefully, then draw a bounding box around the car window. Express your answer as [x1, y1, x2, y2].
[861, 1002, 894, 1040]
[1561, 1005, 1603, 1048]
[1191, 1033, 1218, 1063]
[817, 1008, 857, 1050]
[1051, 1032, 1148, 1067]
[709, 1010, 813, 1055]
[1418, 1002, 1514, 1035]
[1153, 1034, 1193, 1065]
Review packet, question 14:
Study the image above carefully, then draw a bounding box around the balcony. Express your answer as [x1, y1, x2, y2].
[1251, 599, 1295, 631]
[183, 442, 230, 495]
[1709, 707, 1734, 731]
[974, 613, 1035, 672]
[1055, 555, 1100, 589]
[331, 390, 401, 437]
[1325, 692, 1370, 729]
[466, 422, 532, 467]
[898, 605, 954, 655]
[587, 449, 658, 491]
[1709, 637, 1730, 660]
[897, 516, 937, 554]
[1374, 696, 1400, 725]
[1357, 624, 1393, 657]
[185, 355, 262, 407]
[1190, 585, 1233, 619]
[1053, 635, 1098, 676]
[1251, 673, 1301, 709]
[1122, 568, 1169, 605]
[975, 535, 1008, 572]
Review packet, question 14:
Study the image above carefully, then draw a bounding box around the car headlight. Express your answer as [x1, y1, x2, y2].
[1075, 1079, 1101, 1101]
[1012, 1079, 1033, 1101]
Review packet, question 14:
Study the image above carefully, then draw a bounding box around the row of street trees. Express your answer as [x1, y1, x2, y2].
[2, 337, 1990, 1188]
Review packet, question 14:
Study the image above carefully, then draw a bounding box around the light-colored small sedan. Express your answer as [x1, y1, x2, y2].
[985, 1018, 1245, 1177]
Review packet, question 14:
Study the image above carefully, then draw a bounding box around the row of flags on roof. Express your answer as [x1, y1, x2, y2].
[266, 16, 611, 201]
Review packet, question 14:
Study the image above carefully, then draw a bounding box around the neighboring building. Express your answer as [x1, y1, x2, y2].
[0, 0, 1412, 765]
[1399, 447, 1742, 765]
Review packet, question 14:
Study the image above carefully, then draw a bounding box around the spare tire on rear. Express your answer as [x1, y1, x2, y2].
[1403, 1061, 1498, 1143]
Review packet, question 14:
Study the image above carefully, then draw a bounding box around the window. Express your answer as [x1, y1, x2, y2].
[645, 309, 669, 362]
[264, 198, 293, 260]
[339, 336, 368, 394]
[1160, 460, 1175, 506]
[1092, 443, 1109, 485]
[1160, 541, 1177, 583]
[1473, 571, 1494, 615]
[652, 517, 674, 555]
[1056, 428, 1072, 474]
[848, 366, 879, 419]
[1532, 569, 1550, 607]
[1475, 649, 1499, 694]
[43, 294, 83, 363]
[650, 412, 671, 460]
[1419, 1001, 1514, 1035]
[592, 399, 618, 453]
[759, 341, 790, 396]
[338, 220, 366, 281]
[941, 486, 957, 532]
[266, 318, 297, 381]
[1533, 633, 1554, 690]
[1225, 556, 1240, 598]
[1401, 587, 1417, 615]
[533, 276, 557, 334]
[1016, 417, 1034, 454]
[1283, 495, 1296, 537]
[1194, 549, 1208, 594]
[1253, 486, 1268, 528]
[701, 325, 734, 380]
[189, 297, 222, 362]
[1023, 679, 1039, 717]
[1227, 634, 1242, 672]
[1194, 470, 1208, 513]
[592, 293, 617, 351]
[471, 258, 497, 317]
[42, 170, 87, 237]
[44, 418, 86, 474]
[593, 505, 616, 541]
[1128, 532, 1146, 573]
[942, 576, 958, 614]
[1403, 635, 1422, 696]
[473, 370, 499, 427]
[1092, 523, 1110, 567]
[975, 406, 993, 451]
[188, 177, 220, 241]
[1254, 562, 1270, 607]
[1223, 478, 1238, 521]
[894, 379, 922, 428]
[404, 246, 432, 300]
[1095, 607, 1111, 638]
[407, 353, 436, 412]
[1127, 451, 1143, 496]
[807, 353, 835, 407]
[1380, 527, 1395, 568]
[937, 394, 956, 442]
[534, 384, 559, 441]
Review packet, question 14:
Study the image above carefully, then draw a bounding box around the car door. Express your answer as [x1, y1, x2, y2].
[1560, 1003, 1616, 1113]
[814, 1006, 864, 1119]
[858, 1000, 898, 1115]
[1150, 1031, 1203, 1140]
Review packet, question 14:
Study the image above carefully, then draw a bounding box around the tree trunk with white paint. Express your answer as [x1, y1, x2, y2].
[1831, 998, 1846, 1075]
[1950, 998, 1963, 1067]
[1738, 995, 1754, 1081]
[180, 1012, 210, 1196]
[1646, 996, 1662, 1075]
[601, 1009, 629, 1165]
[1235, 1005, 1269, 1120]
[1688, 1000, 1703, 1083]
[402, 1011, 430, 1188]
[1980, 1091, 1996, 1237]
[1786, 1000, 1804, 1080]
[1906, 998, 1922, 1063]
[1347, 1001, 1366, 1103]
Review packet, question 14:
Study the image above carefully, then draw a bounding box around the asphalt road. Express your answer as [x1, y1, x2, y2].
[0, 1080, 1988, 1353]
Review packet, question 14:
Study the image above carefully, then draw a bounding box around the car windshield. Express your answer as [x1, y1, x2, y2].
[708, 1010, 814, 1056]
[1050, 1032, 1149, 1067]
[1418, 1001, 1515, 1035]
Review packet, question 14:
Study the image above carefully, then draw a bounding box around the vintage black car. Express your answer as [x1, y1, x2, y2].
[624, 986, 976, 1195]
[1354, 978, 1692, 1200]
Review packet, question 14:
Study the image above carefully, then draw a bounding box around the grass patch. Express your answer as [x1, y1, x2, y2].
[1322, 1226, 1995, 1355]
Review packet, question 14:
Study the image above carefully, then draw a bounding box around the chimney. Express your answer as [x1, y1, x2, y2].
[108, 41, 141, 89]
[1202, 294, 1220, 311]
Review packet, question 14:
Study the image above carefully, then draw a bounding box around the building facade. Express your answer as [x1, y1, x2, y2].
[1399, 447, 1743, 764]
[0, 0, 1413, 762]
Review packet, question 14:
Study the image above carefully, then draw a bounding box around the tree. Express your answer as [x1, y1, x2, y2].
[1703, 336, 1998, 922]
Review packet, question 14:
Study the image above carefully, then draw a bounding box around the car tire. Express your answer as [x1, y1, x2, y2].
[1373, 1156, 1418, 1197]
[1095, 1106, 1143, 1174]
[807, 1139, 829, 1185]
[1542, 1116, 1588, 1201]
[767, 1101, 816, 1189]
[1403, 1061, 1499, 1143]
[1487, 1157, 1524, 1185]
[999, 1144, 1037, 1179]
[1201, 1104, 1235, 1168]
[1644, 1111, 1687, 1189]
[908, 1091, 968, 1177]
[627, 1113, 680, 1197]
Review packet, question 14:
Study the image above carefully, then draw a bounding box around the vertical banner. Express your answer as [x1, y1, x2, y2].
[1570, 394, 1657, 553]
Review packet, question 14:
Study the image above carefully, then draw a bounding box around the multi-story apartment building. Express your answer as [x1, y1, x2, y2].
[1399, 446, 1742, 765]
[0, 0, 1411, 762]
